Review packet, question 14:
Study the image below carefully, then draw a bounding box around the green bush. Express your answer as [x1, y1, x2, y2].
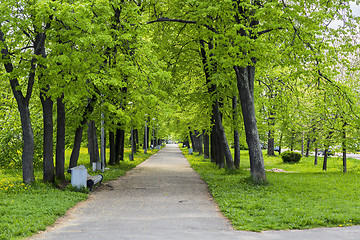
[281, 150, 302, 163]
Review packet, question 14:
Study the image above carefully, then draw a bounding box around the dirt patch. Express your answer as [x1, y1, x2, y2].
[56, 180, 70, 190]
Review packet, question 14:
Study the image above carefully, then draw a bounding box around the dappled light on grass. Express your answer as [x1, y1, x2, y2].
[181, 148, 360, 231]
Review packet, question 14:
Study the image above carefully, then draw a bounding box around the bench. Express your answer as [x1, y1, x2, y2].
[68, 165, 103, 191]
[87, 173, 103, 191]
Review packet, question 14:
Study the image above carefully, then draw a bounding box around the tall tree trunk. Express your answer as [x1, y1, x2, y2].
[290, 132, 294, 151]
[234, 129, 240, 169]
[210, 115, 224, 167]
[213, 101, 235, 169]
[41, 86, 54, 182]
[69, 95, 97, 168]
[279, 133, 283, 155]
[301, 133, 304, 156]
[1, 29, 48, 184]
[322, 132, 333, 171]
[87, 120, 100, 165]
[267, 110, 275, 156]
[199, 39, 233, 169]
[152, 125, 157, 147]
[203, 130, 210, 159]
[314, 143, 318, 165]
[342, 122, 347, 173]
[305, 138, 311, 157]
[343, 146, 347, 173]
[56, 95, 65, 180]
[189, 130, 196, 151]
[102, 132, 106, 168]
[211, 120, 225, 167]
[323, 148, 328, 171]
[267, 131, 275, 156]
[218, 139, 226, 168]
[233, 96, 240, 169]
[109, 131, 116, 165]
[69, 126, 84, 168]
[234, 65, 266, 183]
[147, 123, 150, 149]
[143, 120, 148, 152]
[119, 129, 125, 161]
[134, 129, 139, 152]
[115, 126, 122, 164]
[194, 130, 203, 155]
[210, 128, 216, 163]
[18, 104, 35, 184]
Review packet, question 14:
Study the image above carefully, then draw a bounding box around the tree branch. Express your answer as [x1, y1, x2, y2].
[147, 17, 219, 34]
[147, 17, 196, 24]
[258, 27, 284, 36]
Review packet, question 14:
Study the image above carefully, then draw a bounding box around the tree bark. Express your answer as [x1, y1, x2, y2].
[279, 133, 283, 155]
[18, 103, 35, 184]
[267, 110, 275, 156]
[119, 129, 125, 161]
[234, 65, 266, 183]
[87, 120, 100, 165]
[342, 122, 347, 173]
[301, 133, 305, 156]
[189, 130, 196, 151]
[267, 131, 275, 156]
[69, 126, 84, 168]
[203, 130, 210, 159]
[199, 40, 233, 168]
[233, 96, 240, 169]
[194, 130, 203, 155]
[343, 146, 347, 173]
[56, 95, 66, 180]
[305, 138, 311, 157]
[143, 120, 148, 152]
[147, 124, 150, 148]
[322, 132, 333, 171]
[69, 95, 97, 168]
[115, 126, 123, 163]
[109, 131, 116, 165]
[213, 101, 235, 169]
[323, 148, 328, 171]
[40, 85, 54, 182]
[134, 129, 139, 152]
[130, 128, 136, 160]
[210, 125, 219, 164]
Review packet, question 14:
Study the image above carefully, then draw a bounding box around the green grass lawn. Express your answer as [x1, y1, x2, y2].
[182, 148, 360, 232]
[0, 147, 157, 240]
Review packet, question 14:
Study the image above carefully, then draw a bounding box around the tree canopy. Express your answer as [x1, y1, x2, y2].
[1, 0, 360, 184]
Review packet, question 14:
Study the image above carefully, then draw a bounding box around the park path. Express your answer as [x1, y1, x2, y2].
[30, 144, 360, 240]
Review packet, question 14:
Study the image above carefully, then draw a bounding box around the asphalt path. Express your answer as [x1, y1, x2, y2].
[30, 144, 360, 240]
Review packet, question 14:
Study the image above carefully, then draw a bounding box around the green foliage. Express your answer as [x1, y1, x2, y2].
[281, 150, 302, 163]
[0, 116, 22, 169]
[182, 147, 360, 231]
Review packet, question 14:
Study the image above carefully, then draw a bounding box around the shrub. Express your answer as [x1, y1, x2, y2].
[281, 150, 302, 163]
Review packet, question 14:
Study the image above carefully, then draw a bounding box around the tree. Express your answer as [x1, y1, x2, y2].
[0, 1, 49, 183]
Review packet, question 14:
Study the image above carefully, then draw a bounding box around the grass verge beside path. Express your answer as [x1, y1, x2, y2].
[181, 147, 360, 232]
[0, 148, 158, 240]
